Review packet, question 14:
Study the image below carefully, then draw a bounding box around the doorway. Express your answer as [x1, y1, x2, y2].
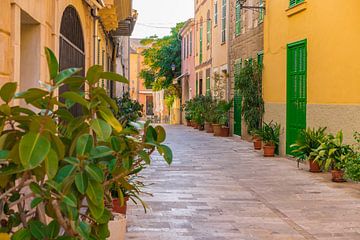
[286, 39, 307, 154]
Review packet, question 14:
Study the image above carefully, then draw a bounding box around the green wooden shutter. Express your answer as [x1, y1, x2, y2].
[235, 1, 241, 36]
[196, 79, 199, 96]
[257, 52, 263, 66]
[259, 0, 264, 23]
[207, 19, 211, 46]
[286, 39, 307, 155]
[290, 0, 304, 7]
[234, 94, 242, 136]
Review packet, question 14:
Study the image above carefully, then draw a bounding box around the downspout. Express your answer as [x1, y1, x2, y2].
[91, 9, 99, 65]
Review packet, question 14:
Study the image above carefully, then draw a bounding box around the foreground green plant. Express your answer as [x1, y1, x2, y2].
[291, 127, 327, 166]
[0, 48, 172, 239]
[315, 131, 352, 171]
[258, 121, 281, 147]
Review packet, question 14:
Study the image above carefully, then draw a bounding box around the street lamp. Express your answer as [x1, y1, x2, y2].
[171, 63, 176, 72]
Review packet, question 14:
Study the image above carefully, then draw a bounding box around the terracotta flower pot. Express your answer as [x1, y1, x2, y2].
[253, 138, 262, 150]
[212, 124, 222, 136]
[331, 169, 346, 182]
[263, 144, 275, 157]
[112, 197, 129, 215]
[194, 124, 199, 129]
[186, 120, 192, 126]
[204, 122, 212, 132]
[199, 124, 205, 131]
[207, 123, 214, 133]
[219, 126, 230, 137]
[309, 159, 321, 173]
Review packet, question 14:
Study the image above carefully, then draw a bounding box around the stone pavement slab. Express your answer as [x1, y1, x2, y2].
[126, 125, 360, 240]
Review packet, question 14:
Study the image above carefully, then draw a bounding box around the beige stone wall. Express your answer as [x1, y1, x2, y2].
[263, 103, 286, 156]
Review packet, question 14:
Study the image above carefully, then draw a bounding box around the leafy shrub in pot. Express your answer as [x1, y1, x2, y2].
[0, 48, 173, 239]
[315, 131, 353, 182]
[290, 127, 327, 172]
[258, 121, 281, 157]
[212, 100, 232, 137]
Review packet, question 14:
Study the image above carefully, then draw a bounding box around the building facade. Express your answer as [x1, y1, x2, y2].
[263, 0, 360, 155]
[194, 0, 213, 96]
[228, 0, 264, 139]
[179, 19, 196, 105]
[129, 38, 154, 117]
[211, 0, 229, 95]
[0, 0, 135, 107]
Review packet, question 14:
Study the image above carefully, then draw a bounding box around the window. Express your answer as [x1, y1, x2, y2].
[234, 58, 242, 76]
[182, 38, 185, 59]
[207, 11, 211, 46]
[199, 78, 203, 95]
[200, 23, 203, 64]
[221, 0, 226, 43]
[259, 0, 264, 23]
[190, 31, 193, 56]
[290, 0, 304, 7]
[187, 35, 190, 58]
[214, 1, 218, 26]
[235, 0, 241, 36]
[196, 75, 199, 96]
[185, 36, 187, 59]
[206, 68, 211, 95]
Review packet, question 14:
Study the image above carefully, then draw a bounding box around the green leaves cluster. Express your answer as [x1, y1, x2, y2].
[139, 22, 184, 90]
[0, 48, 172, 239]
[234, 59, 264, 133]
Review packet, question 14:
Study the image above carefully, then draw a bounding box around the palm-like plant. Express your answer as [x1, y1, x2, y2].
[259, 121, 281, 147]
[315, 131, 353, 171]
[291, 127, 327, 162]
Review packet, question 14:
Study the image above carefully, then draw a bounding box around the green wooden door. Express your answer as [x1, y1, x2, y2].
[286, 39, 307, 154]
[234, 94, 242, 136]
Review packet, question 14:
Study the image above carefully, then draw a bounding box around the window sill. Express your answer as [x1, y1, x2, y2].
[286, 1, 307, 17]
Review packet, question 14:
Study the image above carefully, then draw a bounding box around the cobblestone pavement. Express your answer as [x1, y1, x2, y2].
[126, 125, 360, 240]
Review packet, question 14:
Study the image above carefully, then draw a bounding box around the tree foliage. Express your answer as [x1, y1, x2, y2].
[140, 22, 185, 90]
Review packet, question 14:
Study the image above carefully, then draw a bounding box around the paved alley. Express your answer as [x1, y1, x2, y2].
[127, 125, 360, 240]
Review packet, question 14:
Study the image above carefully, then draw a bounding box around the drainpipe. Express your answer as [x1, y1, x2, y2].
[91, 8, 99, 65]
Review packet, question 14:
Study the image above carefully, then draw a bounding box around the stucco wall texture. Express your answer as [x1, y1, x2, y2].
[263, 0, 360, 155]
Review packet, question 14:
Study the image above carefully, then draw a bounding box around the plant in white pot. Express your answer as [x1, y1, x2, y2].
[0, 48, 172, 239]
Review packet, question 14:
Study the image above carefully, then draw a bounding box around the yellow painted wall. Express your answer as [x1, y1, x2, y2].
[264, 0, 360, 105]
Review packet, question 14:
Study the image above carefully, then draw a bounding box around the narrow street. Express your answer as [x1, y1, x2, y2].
[127, 125, 360, 240]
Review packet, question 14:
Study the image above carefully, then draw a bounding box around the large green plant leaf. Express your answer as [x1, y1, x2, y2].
[157, 145, 173, 165]
[0, 82, 17, 103]
[19, 132, 51, 169]
[88, 197, 104, 220]
[29, 220, 47, 240]
[12, 229, 31, 240]
[155, 126, 166, 143]
[98, 107, 123, 132]
[85, 164, 104, 182]
[76, 134, 94, 156]
[47, 220, 60, 239]
[100, 72, 129, 84]
[54, 68, 82, 85]
[90, 146, 113, 159]
[45, 47, 59, 80]
[77, 222, 91, 239]
[61, 92, 89, 109]
[86, 180, 104, 206]
[15, 88, 48, 104]
[75, 172, 88, 194]
[45, 149, 58, 180]
[90, 119, 112, 141]
[86, 65, 103, 85]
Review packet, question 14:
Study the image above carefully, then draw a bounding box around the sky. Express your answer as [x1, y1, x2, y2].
[132, 0, 194, 39]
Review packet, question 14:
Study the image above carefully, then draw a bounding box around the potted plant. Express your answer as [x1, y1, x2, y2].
[213, 100, 232, 137]
[315, 131, 353, 182]
[184, 100, 193, 127]
[0, 48, 173, 239]
[291, 127, 327, 172]
[251, 129, 262, 150]
[259, 121, 281, 157]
